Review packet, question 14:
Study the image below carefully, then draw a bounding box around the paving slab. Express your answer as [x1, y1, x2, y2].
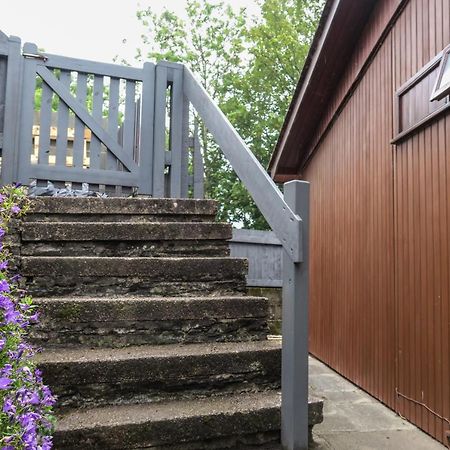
[309, 356, 445, 449]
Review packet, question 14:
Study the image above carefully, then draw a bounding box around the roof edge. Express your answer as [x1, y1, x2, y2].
[268, 0, 339, 176]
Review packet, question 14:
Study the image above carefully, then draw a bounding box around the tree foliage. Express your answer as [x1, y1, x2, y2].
[129, 0, 323, 228]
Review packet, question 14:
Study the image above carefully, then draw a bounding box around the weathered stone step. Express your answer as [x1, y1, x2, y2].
[32, 296, 269, 348]
[54, 391, 323, 449]
[20, 222, 231, 257]
[21, 256, 248, 297]
[26, 197, 218, 223]
[37, 341, 281, 409]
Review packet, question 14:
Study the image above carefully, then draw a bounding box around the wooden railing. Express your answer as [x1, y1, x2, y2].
[183, 64, 310, 449]
[0, 32, 310, 449]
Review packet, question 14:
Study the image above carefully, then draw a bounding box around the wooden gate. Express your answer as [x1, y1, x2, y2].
[17, 43, 154, 195]
[0, 36, 205, 197]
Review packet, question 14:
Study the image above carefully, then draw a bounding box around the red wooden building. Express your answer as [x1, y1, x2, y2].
[269, 0, 450, 444]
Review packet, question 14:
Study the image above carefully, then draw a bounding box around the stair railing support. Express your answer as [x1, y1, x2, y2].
[183, 65, 311, 449]
[282, 180, 310, 450]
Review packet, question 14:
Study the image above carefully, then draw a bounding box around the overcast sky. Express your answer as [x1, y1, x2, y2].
[1, 0, 260, 64]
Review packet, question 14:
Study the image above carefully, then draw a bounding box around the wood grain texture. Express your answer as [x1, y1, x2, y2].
[301, 0, 450, 444]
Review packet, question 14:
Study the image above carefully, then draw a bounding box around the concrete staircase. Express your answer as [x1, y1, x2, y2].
[18, 197, 322, 449]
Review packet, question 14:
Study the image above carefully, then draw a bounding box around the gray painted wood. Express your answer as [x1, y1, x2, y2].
[38, 80, 53, 165]
[0, 57, 6, 136]
[0, 43, 8, 56]
[230, 229, 282, 288]
[169, 65, 183, 197]
[122, 80, 135, 160]
[89, 74, 104, 170]
[183, 66, 302, 262]
[281, 180, 309, 450]
[193, 123, 204, 199]
[0, 32, 9, 55]
[2, 36, 22, 184]
[55, 70, 71, 167]
[42, 53, 143, 81]
[138, 63, 155, 195]
[73, 72, 87, 168]
[133, 97, 141, 164]
[36, 66, 138, 172]
[180, 97, 190, 198]
[17, 43, 39, 185]
[32, 164, 137, 186]
[106, 77, 120, 171]
[231, 228, 281, 245]
[152, 64, 168, 197]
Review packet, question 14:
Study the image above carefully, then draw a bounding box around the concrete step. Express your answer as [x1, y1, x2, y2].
[31, 296, 269, 348]
[21, 256, 248, 297]
[26, 197, 218, 223]
[37, 341, 281, 410]
[54, 391, 323, 449]
[20, 222, 231, 257]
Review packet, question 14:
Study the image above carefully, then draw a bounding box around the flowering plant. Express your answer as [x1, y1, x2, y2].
[0, 185, 55, 450]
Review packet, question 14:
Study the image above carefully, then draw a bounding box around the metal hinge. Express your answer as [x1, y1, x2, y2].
[22, 52, 48, 62]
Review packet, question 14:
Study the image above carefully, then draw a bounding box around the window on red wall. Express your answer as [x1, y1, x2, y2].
[393, 45, 450, 143]
[430, 44, 450, 102]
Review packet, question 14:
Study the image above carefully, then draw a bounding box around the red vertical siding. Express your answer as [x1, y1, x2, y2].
[305, 33, 397, 409]
[392, 0, 450, 442]
[303, 0, 450, 444]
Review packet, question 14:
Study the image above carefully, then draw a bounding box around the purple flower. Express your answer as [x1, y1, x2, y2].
[0, 377, 12, 389]
[29, 312, 40, 323]
[34, 369, 43, 382]
[41, 436, 53, 450]
[3, 397, 16, 416]
[0, 295, 13, 310]
[0, 186, 55, 445]
[11, 274, 21, 283]
[1, 364, 13, 377]
[41, 385, 56, 407]
[0, 280, 10, 292]
[4, 308, 21, 325]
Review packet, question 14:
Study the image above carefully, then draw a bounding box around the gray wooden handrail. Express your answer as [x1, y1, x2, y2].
[183, 65, 310, 449]
[183, 66, 303, 263]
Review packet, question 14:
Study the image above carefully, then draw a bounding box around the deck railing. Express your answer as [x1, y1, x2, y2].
[0, 33, 310, 450]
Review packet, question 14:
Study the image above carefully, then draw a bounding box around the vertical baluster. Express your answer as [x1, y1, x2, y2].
[122, 80, 135, 162]
[106, 77, 120, 172]
[73, 72, 87, 168]
[17, 42, 38, 185]
[153, 63, 168, 197]
[138, 63, 155, 195]
[180, 97, 190, 198]
[169, 66, 183, 197]
[133, 97, 141, 164]
[55, 70, 71, 167]
[38, 80, 52, 165]
[89, 74, 103, 169]
[193, 122, 204, 199]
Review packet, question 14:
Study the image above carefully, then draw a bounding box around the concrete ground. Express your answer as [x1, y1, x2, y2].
[309, 356, 445, 449]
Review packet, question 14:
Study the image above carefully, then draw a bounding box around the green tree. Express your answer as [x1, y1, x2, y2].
[221, 0, 324, 228]
[130, 0, 249, 224]
[128, 0, 323, 228]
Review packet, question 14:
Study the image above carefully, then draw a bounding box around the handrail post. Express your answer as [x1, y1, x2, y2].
[1, 36, 22, 185]
[281, 180, 310, 450]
